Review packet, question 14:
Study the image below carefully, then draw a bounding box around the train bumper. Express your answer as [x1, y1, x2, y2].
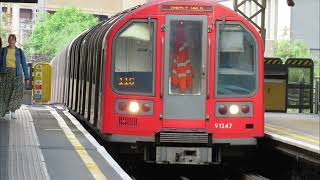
[103, 134, 257, 146]
[156, 146, 213, 164]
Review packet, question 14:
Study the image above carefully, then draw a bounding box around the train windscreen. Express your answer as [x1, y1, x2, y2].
[112, 21, 155, 95]
[215, 23, 258, 97]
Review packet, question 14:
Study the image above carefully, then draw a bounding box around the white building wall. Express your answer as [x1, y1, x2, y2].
[290, 0, 320, 57]
[218, 0, 233, 9]
[277, 0, 291, 40]
[11, 4, 21, 45]
[122, 0, 147, 10]
[265, 0, 291, 56]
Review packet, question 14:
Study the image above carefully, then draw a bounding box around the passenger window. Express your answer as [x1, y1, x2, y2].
[112, 21, 155, 95]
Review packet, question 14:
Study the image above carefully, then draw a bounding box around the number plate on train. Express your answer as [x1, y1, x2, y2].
[214, 123, 233, 129]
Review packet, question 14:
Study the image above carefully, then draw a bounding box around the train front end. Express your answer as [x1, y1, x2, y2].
[102, 0, 264, 164]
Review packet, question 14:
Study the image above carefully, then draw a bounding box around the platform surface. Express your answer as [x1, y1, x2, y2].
[1, 105, 318, 180]
[265, 112, 320, 154]
[0, 105, 131, 180]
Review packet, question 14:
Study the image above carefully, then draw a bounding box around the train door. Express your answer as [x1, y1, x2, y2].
[163, 15, 208, 120]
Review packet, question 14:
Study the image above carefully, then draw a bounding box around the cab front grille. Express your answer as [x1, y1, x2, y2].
[159, 132, 209, 144]
[118, 116, 138, 127]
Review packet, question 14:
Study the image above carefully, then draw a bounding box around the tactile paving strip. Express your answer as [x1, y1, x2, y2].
[0, 108, 49, 180]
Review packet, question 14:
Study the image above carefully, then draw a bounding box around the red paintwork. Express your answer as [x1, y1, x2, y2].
[101, 0, 264, 142]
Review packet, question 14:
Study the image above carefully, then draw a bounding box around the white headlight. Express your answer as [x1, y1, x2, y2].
[129, 101, 139, 113]
[229, 105, 239, 115]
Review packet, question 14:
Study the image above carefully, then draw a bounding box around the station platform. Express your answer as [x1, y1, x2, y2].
[265, 112, 320, 154]
[1, 105, 319, 180]
[0, 105, 131, 180]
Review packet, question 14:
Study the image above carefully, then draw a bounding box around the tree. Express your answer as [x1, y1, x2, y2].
[24, 8, 98, 60]
[0, 26, 8, 47]
[275, 40, 313, 60]
[275, 40, 319, 77]
[0, 14, 10, 47]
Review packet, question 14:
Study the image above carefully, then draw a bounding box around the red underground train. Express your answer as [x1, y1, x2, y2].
[51, 0, 264, 165]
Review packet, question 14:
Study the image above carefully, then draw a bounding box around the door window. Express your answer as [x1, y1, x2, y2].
[168, 20, 203, 95]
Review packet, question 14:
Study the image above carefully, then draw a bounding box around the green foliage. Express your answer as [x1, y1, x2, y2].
[0, 15, 9, 47]
[275, 40, 313, 60]
[24, 8, 98, 59]
[288, 67, 311, 84]
[0, 26, 8, 47]
[275, 40, 320, 77]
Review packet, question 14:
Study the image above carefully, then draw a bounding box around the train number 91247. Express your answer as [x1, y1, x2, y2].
[214, 123, 232, 129]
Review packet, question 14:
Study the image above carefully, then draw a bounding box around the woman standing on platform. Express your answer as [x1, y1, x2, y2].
[0, 34, 30, 120]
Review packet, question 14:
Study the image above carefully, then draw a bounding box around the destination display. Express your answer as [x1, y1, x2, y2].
[161, 5, 213, 12]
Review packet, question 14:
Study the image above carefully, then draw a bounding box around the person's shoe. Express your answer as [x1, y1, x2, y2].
[11, 112, 17, 119]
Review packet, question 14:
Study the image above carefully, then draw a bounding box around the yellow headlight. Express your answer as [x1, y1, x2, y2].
[229, 105, 239, 115]
[129, 101, 139, 113]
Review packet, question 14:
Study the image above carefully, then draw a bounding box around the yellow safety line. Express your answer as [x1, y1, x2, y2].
[265, 125, 320, 145]
[50, 110, 107, 180]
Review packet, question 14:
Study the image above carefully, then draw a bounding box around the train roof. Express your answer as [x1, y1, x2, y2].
[146, 0, 227, 6]
[60, 0, 262, 67]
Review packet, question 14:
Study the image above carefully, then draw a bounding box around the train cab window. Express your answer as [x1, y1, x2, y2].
[216, 23, 258, 97]
[169, 20, 203, 95]
[112, 20, 155, 95]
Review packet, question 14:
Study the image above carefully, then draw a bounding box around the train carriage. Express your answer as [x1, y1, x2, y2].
[51, 0, 264, 165]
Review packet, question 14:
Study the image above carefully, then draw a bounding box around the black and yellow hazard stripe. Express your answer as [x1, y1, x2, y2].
[286, 58, 313, 66]
[264, 58, 283, 65]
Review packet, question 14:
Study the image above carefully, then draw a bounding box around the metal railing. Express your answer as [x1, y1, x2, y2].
[287, 79, 320, 114]
[287, 81, 313, 113]
[286, 58, 314, 113]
